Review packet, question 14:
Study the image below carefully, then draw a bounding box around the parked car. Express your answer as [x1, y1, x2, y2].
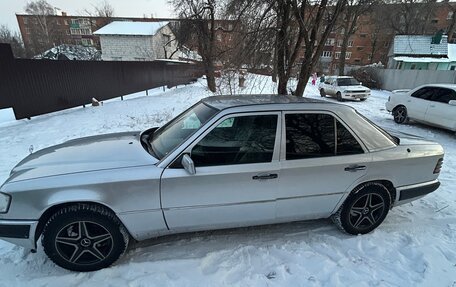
[0, 95, 444, 271]
[319, 76, 371, 101]
[386, 84, 456, 132]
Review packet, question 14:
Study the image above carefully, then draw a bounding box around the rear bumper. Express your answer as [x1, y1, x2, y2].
[395, 180, 440, 205]
[0, 220, 38, 250]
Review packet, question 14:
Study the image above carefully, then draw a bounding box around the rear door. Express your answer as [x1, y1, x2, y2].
[425, 87, 456, 130]
[276, 112, 371, 221]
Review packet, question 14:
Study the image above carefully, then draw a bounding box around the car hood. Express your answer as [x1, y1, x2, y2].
[6, 131, 158, 183]
[340, 85, 370, 91]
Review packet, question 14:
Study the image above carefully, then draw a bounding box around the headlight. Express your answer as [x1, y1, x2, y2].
[342, 90, 348, 93]
[0, 192, 11, 213]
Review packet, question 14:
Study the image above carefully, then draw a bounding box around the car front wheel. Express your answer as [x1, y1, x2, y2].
[42, 204, 129, 272]
[336, 92, 343, 102]
[332, 183, 391, 235]
[320, 89, 326, 97]
[392, 106, 408, 124]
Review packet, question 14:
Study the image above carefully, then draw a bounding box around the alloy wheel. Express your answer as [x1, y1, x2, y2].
[393, 107, 407, 123]
[54, 221, 114, 266]
[348, 193, 385, 230]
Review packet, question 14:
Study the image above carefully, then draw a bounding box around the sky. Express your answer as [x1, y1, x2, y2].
[0, 0, 174, 32]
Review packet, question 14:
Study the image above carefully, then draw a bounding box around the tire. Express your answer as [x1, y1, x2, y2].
[392, 106, 408, 124]
[42, 204, 129, 272]
[332, 183, 391, 235]
[336, 92, 343, 102]
[320, 89, 326, 97]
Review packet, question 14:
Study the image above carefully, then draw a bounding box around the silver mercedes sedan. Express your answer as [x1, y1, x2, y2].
[0, 95, 444, 271]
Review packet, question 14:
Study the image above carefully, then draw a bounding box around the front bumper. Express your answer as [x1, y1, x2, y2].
[395, 179, 440, 206]
[0, 220, 38, 250]
[342, 92, 370, 100]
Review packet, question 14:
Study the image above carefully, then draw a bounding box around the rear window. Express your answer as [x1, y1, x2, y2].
[354, 111, 398, 149]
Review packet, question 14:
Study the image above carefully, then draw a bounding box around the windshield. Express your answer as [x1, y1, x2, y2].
[338, 78, 360, 86]
[151, 103, 218, 159]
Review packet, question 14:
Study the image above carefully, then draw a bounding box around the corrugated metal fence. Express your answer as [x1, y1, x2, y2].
[0, 44, 205, 119]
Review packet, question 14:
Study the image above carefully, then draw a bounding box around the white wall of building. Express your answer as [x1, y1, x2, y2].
[99, 25, 178, 61]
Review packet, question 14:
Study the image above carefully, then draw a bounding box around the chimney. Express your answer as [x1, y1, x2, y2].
[61, 11, 67, 16]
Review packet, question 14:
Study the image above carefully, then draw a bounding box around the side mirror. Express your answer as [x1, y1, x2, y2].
[449, 100, 456, 106]
[181, 154, 195, 175]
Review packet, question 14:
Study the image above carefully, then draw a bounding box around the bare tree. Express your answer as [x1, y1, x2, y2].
[337, 0, 376, 75]
[445, 2, 456, 43]
[292, 0, 347, 97]
[0, 25, 26, 58]
[171, 0, 220, 92]
[83, 0, 115, 17]
[386, 0, 438, 35]
[24, 0, 55, 54]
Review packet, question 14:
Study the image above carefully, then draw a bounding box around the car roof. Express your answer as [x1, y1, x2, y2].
[420, 83, 456, 90]
[201, 94, 341, 110]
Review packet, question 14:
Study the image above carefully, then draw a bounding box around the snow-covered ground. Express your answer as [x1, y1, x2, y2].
[0, 75, 455, 286]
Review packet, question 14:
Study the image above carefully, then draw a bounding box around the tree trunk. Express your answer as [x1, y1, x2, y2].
[338, 20, 351, 76]
[205, 60, 217, 92]
[295, 50, 313, 97]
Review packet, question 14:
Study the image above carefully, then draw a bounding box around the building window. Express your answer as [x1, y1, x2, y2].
[348, 40, 354, 47]
[23, 17, 28, 24]
[80, 38, 93, 46]
[367, 55, 372, 61]
[56, 19, 60, 25]
[216, 34, 222, 41]
[228, 24, 233, 30]
[64, 20, 68, 25]
[448, 11, 454, 20]
[70, 28, 92, 35]
[360, 33, 367, 38]
[450, 65, 456, 70]
[66, 30, 70, 35]
[337, 40, 342, 47]
[357, 46, 364, 51]
[354, 58, 361, 63]
[25, 27, 31, 34]
[325, 38, 335, 46]
[322, 51, 332, 58]
[335, 52, 340, 59]
[345, 52, 352, 59]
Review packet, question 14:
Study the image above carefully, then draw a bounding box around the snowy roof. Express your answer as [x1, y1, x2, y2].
[94, 21, 169, 36]
[393, 35, 448, 56]
[393, 43, 456, 63]
[393, 56, 451, 63]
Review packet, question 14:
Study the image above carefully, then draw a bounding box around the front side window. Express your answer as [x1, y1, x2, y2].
[285, 113, 364, 160]
[191, 114, 278, 166]
[411, 87, 436, 100]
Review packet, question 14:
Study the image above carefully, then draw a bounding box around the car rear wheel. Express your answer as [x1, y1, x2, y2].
[42, 204, 129, 272]
[336, 92, 343, 102]
[332, 183, 390, 235]
[392, 106, 408, 124]
[320, 89, 326, 97]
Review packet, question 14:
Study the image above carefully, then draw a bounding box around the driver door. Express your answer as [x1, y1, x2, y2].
[160, 112, 281, 232]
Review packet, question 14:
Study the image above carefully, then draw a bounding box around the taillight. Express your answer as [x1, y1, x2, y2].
[434, 158, 443, 174]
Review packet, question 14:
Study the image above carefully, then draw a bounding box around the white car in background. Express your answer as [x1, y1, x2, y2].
[319, 76, 371, 101]
[385, 84, 456, 132]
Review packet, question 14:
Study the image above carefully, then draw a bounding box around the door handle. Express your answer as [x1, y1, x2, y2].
[252, 173, 278, 180]
[344, 165, 366, 172]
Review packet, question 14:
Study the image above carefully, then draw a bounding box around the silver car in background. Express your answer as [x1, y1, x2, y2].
[0, 95, 444, 271]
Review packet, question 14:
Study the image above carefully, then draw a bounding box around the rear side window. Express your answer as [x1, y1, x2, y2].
[430, 88, 456, 104]
[285, 113, 364, 160]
